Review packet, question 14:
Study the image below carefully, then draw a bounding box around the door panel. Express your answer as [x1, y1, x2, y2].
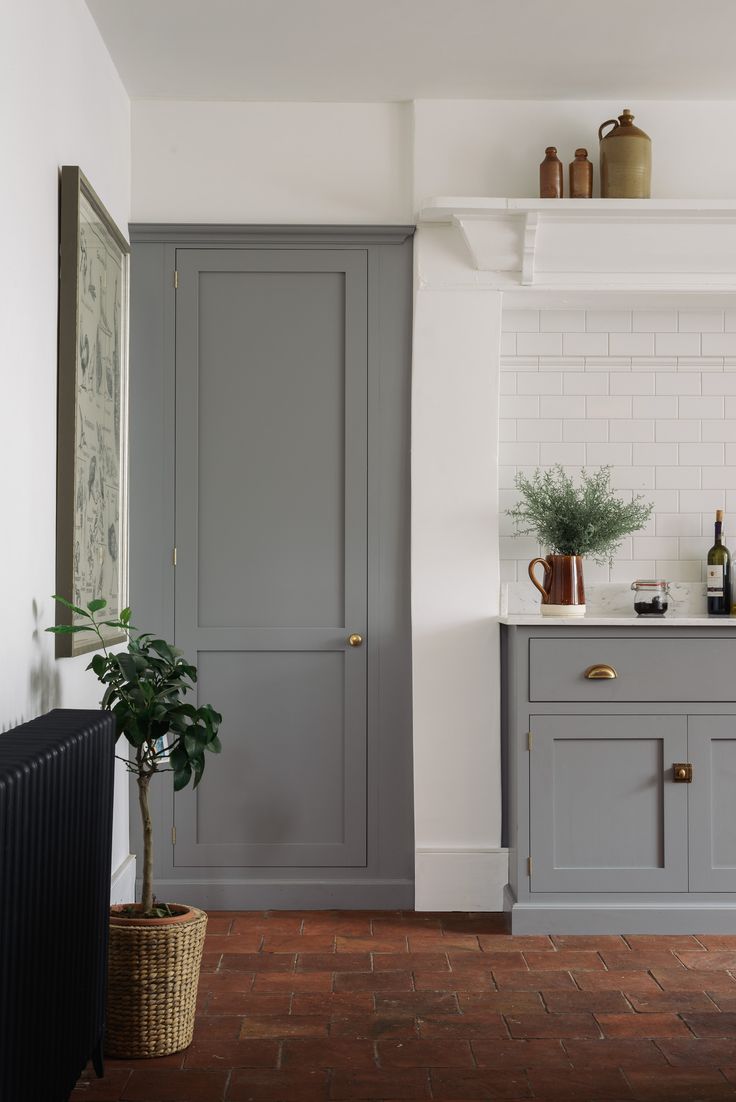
[173, 248, 367, 868]
[689, 716, 736, 891]
[530, 715, 688, 892]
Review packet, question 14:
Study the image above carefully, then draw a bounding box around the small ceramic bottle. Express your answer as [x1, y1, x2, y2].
[569, 148, 593, 198]
[540, 147, 563, 198]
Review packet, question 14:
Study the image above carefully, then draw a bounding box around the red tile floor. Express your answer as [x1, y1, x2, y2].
[72, 911, 736, 1101]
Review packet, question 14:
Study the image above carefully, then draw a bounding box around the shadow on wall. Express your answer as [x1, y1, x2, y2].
[2, 599, 62, 733]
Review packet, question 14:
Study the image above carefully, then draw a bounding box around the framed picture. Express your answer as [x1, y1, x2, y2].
[55, 166, 130, 657]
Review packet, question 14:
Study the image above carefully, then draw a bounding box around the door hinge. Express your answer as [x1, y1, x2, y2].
[527, 856, 532, 877]
[171, 826, 177, 846]
[172, 547, 177, 566]
[527, 731, 533, 751]
[173, 270, 179, 289]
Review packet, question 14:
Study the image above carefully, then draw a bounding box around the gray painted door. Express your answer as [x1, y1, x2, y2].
[173, 248, 368, 868]
[530, 714, 689, 892]
[689, 716, 736, 891]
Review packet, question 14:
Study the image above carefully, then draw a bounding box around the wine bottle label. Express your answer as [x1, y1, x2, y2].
[707, 564, 724, 596]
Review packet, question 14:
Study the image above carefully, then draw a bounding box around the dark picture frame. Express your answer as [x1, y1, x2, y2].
[56, 166, 130, 657]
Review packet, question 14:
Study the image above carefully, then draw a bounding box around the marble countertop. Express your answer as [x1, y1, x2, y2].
[498, 615, 736, 627]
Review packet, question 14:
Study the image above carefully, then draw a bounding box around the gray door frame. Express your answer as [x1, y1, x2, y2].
[128, 225, 415, 909]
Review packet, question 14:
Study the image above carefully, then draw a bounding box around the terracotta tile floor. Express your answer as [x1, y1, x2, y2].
[72, 911, 736, 1101]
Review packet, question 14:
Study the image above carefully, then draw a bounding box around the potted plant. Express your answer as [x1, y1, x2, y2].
[507, 465, 653, 617]
[47, 596, 222, 1058]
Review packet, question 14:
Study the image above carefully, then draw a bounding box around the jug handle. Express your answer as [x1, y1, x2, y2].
[528, 557, 552, 600]
[598, 118, 619, 142]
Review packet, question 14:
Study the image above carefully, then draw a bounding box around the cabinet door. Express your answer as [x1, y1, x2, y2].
[530, 715, 688, 893]
[689, 717, 736, 892]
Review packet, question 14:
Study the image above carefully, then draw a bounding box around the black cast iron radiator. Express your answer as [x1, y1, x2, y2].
[0, 709, 115, 1102]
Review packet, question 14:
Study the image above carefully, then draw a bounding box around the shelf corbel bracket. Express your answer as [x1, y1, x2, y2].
[453, 215, 483, 271]
[521, 211, 539, 286]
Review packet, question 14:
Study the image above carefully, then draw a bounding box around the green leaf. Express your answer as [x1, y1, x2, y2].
[205, 735, 222, 754]
[173, 764, 192, 791]
[51, 594, 89, 617]
[87, 598, 108, 613]
[46, 624, 95, 634]
[120, 607, 132, 625]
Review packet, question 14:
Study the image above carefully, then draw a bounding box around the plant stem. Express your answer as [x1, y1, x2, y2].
[137, 763, 154, 914]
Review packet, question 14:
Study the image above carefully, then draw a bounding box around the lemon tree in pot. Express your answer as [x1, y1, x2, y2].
[48, 596, 222, 1058]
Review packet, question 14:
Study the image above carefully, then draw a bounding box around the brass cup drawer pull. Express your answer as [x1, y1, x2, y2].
[584, 664, 618, 680]
[673, 763, 693, 783]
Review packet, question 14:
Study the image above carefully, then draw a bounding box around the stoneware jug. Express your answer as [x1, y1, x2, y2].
[528, 554, 586, 617]
[599, 108, 651, 198]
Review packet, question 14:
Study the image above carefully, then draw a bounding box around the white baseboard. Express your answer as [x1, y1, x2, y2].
[110, 853, 136, 905]
[414, 847, 509, 911]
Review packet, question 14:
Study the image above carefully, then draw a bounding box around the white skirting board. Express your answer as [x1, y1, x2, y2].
[110, 853, 136, 905]
[414, 848, 509, 911]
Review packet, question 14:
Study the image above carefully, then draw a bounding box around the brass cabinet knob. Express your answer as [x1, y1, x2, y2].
[584, 664, 618, 680]
[673, 763, 693, 783]
[347, 633, 363, 647]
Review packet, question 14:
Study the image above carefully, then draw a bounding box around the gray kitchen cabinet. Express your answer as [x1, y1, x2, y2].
[502, 622, 736, 933]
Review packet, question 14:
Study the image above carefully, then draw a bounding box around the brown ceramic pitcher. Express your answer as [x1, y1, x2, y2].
[528, 555, 586, 618]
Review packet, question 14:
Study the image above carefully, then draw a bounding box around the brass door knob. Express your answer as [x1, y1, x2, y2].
[347, 633, 363, 647]
[584, 664, 618, 680]
[673, 763, 693, 783]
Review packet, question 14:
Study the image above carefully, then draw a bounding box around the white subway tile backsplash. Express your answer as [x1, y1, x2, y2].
[564, 419, 609, 442]
[655, 333, 701, 357]
[503, 309, 539, 333]
[656, 513, 701, 537]
[702, 334, 736, 356]
[540, 443, 586, 465]
[702, 420, 736, 442]
[679, 443, 725, 465]
[498, 307, 736, 581]
[516, 333, 563, 356]
[702, 467, 736, 488]
[632, 443, 679, 466]
[563, 372, 608, 395]
[655, 466, 700, 489]
[656, 420, 700, 442]
[500, 396, 540, 418]
[516, 373, 563, 394]
[632, 396, 678, 419]
[540, 310, 586, 332]
[658, 559, 703, 582]
[540, 396, 585, 419]
[563, 333, 609, 357]
[499, 442, 540, 465]
[655, 373, 701, 395]
[632, 311, 677, 332]
[680, 489, 726, 512]
[701, 372, 736, 395]
[610, 420, 655, 442]
[610, 333, 655, 356]
[586, 310, 631, 333]
[678, 311, 724, 332]
[499, 560, 518, 583]
[587, 396, 632, 419]
[633, 536, 679, 559]
[678, 396, 725, 419]
[586, 443, 633, 466]
[610, 373, 655, 395]
[517, 418, 562, 441]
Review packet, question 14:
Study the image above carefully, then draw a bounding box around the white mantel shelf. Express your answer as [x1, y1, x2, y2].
[418, 198, 736, 291]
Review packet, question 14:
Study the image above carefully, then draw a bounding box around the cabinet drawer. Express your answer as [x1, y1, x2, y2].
[529, 636, 736, 702]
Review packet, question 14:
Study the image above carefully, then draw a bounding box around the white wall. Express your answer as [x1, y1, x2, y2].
[413, 100, 736, 205]
[131, 100, 413, 224]
[0, 0, 134, 900]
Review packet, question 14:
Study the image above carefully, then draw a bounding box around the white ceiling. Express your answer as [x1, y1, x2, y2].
[86, 0, 736, 102]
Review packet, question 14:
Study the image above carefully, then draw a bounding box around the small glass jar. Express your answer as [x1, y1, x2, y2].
[631, 579, 670, 617]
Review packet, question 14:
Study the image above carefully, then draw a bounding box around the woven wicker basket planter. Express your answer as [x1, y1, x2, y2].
[106, 904, 208, 1058]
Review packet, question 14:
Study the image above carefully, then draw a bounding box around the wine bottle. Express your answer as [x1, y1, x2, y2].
[707, 509, 732, 616]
